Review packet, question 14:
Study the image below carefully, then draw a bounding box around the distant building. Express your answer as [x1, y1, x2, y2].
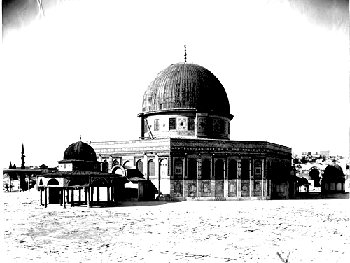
[320, 150, 330, 158]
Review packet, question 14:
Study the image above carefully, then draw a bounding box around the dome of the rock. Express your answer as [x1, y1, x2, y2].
[142, 63, 231, 118]
[139, 63, 233, 140]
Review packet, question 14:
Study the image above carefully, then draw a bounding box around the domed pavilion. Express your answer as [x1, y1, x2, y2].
[90, 61, 294, 201]
[321, 164, 346, 193]
[37, 141, 129, 208]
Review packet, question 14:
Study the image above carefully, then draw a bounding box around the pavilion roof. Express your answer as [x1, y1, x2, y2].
[3, 169, 43, 174]
[40, 170, 123, 178]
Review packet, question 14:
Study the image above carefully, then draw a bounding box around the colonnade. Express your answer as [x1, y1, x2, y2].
[39, 186, 117, 208]
[168, 155, 270, 199]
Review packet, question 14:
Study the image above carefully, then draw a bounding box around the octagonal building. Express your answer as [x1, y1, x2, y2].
[139, 63, 233, 140]
[90, 62, 294, 201]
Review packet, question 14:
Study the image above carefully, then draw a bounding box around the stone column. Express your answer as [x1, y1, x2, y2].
[87, 187, 90, 208]
[44, 187, 47, 208]
[84, 188, 87, 205]
[249, 159, 252, 198]
[71, 188, 74, 207]
[155, 154, 159, 196]
[79, 189, 81, 204]
[261, 159, 265, 198]
[66, 188, 69, 204]
[97, 187, 100, 205]
[197, 157, 202, 198]
[143, 153, 148, 180]
[183, 154, 188, 200]
[108, 156, 113, 173]
[47, 185, 49, 204]
[224, 156, 228, 198]
[211, 155, 215, 198]
[169, 154, 173, 198]
[237, 160, 241, 198]
[63, 188, 66, 209]
[107, 186, 110, 203]
[91, 187, 94, 206]
[40, 187, 43, 206]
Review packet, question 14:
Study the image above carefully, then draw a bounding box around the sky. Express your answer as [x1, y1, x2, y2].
[1, 0, 349, 168]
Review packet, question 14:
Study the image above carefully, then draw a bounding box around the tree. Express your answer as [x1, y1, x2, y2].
[39, 164, 48, 169]
[301, 156, 308, 164]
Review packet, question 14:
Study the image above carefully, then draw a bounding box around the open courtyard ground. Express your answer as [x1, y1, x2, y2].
[2, 190, 349, 263]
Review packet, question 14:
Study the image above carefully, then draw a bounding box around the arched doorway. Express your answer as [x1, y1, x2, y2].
[309, 168, 321, 187]
[241, 159, 250, 180]
[201, 159, 211, 180]
[136, 159, 143, 174]
[215, 159, 224, 197]
[174, 159, 183, 180]
[48, 179, 60, 204]
[241, 159, 250, 197]
[228, 159, 237, 180]
[254, 160, 262, 179]
[188, 159, 197, 180]
[187, 158, 197, 197]
[159, 159, 168, 178]
[112, 166, 125, 176]
[148, 159, 155, 179]
[228, 159, 237, 197]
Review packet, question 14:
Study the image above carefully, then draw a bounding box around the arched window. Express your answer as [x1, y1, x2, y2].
[114, 167, 123, 176]
[136, 160, 143, 174]
[113, 159, 119, 166]
[201, 159, 211, 180]
[174, 159, 183, 179]
[271, 161, 279, 180]
[241, 159, 250, 180]
[228, 159, 237, 180]
[154, 119, 160, 131]
[39, 179, 43, 185]
[160, 159, 168, 178]
[254, 160, 262, 179]
[148, 159, 155, 178]
[188, 159, 197, 180]
[215, 159, 224, 180]
[48, 179, 59, 185]
[266, 161, 271, 179]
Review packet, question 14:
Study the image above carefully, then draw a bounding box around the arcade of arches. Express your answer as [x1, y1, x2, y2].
[123, 149, 293, 200]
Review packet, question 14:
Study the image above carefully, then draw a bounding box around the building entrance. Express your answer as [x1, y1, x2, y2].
[49, 188, 60, 204]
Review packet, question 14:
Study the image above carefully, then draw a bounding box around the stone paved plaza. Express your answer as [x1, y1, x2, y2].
[3, 191, 349, 262]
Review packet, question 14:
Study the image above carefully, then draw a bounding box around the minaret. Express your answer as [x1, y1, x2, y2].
[184, 45, 187, 63]
[21, 143, 25, 169]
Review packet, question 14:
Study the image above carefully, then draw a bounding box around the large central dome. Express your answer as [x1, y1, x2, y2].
[142, 63, 231, 118]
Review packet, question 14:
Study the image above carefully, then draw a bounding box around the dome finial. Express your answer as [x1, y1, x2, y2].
[184, 45, 187, 63]
[80, 135, 81, 141]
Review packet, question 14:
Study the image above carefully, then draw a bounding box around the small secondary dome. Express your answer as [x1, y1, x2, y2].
[63, 141, 97, 162]
[142, 63, 231, 118]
